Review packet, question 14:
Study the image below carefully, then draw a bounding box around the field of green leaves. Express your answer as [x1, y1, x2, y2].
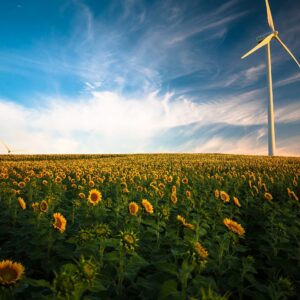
[0, 153, 299, 299]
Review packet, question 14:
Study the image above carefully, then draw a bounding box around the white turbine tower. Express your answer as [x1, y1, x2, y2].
[241, 0, 300, 156]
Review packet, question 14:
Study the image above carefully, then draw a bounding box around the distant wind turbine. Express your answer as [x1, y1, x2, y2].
[0, 140, 24, 154]
[241, 0, 300, 156]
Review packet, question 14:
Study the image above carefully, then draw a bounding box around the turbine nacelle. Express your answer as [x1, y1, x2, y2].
[242, 31, 300, 67]
[256, 31, 278, 43]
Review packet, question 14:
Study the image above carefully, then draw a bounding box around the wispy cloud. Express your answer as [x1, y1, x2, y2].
[204, 63, 266, 89]
[275, 72, 300, 88]
[0, 0, 251, 99]
[191, 130, 266, 155]
[244, 64, 265, 81]
[276, 102, 300, 124]
[190, 129, 300, 156]
[166, 11, 247, 46]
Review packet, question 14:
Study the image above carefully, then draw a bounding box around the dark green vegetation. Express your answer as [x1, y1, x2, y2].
[0, 154, 299, 299]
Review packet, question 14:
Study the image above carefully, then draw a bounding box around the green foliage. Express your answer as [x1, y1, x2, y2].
[0, 153, 299, 298]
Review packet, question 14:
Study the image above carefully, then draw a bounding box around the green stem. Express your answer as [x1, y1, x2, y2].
[117, 247, 125, 296]
[0, 286, 13, 300]
[72, 204, 75, 225]
[156, 219, 160, 248]
[47, 227, 53, 262]
[98, 239, 106, 269]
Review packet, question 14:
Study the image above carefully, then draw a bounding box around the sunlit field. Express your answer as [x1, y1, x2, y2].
[0, 153, 299, 299]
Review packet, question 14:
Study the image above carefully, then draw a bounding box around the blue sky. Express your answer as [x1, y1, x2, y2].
[0, 0, 299, 155]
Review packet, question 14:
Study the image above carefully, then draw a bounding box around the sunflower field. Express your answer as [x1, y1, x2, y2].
[0, 153, 299, 299]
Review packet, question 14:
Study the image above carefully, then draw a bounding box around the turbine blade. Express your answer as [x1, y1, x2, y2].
[275, 35, 300, 68]
[241, 33, 274, 59]
[265, 0, 275, 32]
[0, 140, 10, 152]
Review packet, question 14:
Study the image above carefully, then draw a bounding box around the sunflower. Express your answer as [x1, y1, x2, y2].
[194, 242, 209, 259]
[291, 191, 299, 201]
[159, 205, 170, 220]
[177, 215, 186, 225]
[82, 261, 96, 280]
[253, 185, 259, 195]
[167, 175, 173, 183]
[141, 199, 154, 214]
[214, 189, 220, 199]
[233, 197, 241, 208]
[40, 200, 49, 212]
[258, 180, 262, 189]
[54, 177, 62, 184]
[76, 229, 94, 244]
[79, 192, 85, 199]
[0, 260, 25, 285]
[18, 181, 25, 189]
[88, 189, 102, 206]
[287, 188, 299, 201]
[78, 257, 97, 282]
[122, 187, 129, 193]
[264, 192, 273, 201]
[18, 197, 26, 210]
[186, 190, 191, 198]
[248, 180, 252, 189]
[220, 191, 230, 203]
[31, 202, 40, 212]
[129, 202, 139, 216]
[177, 215, 195, 230]
[158, 183, 165, 190]
[170, 192, 177, 204]
[93, 223, 111, 239]
[223, 218, 245, 236]
[120, 231, 138, 251]
[183, 222, 195, 230]
[53, 213, 67, 233]
[182, 178, 188, 184]
[262, 183, 267, 192]
[89, 180, 95, 188]
[53, 270, 76, 297]
[150, 182, 158, 190]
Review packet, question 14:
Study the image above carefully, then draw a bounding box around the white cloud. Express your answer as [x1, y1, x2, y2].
[84, 81, 102, 90]
[0, 90, 299, 154]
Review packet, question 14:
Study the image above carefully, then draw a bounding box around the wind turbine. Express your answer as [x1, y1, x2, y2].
[0, 140, 24, 154]
[241, 0, 300, 156]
